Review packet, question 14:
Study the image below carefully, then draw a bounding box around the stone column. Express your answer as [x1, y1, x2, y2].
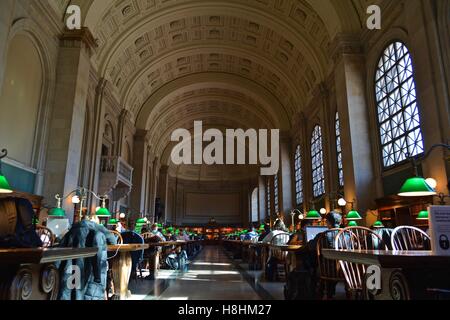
[85, 78, 108, 205]
[43, 29, 97, 221]
[333, 35, 375, 214]
[0, 0, 14, 90]
[157, 165, 169, 223]
[130, 130, 149, 214]
[279, 134, 293, 215]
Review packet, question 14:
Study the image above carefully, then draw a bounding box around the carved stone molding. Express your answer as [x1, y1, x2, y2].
[330, 33, 363, 65]
[60, 27, 98, 56]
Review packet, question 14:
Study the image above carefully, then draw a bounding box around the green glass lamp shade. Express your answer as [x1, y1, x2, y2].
[417, 210, 429, 220]
[373, 220, 384, 228]
[346, 210, 362, 221]
[0, 174, 13, 194]
[108, 218, 118, 225]
[348, 221, 358, 227]
[136, 218, 146, 224]
[398, 177, 436, 197]
[48, 207, 66, 218]
[96, 207, 111, 217]
[305, 210, 321, 220]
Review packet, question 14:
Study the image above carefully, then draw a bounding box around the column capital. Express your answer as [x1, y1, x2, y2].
[60, 27, 98, 56]
[330, 33, 363, 64]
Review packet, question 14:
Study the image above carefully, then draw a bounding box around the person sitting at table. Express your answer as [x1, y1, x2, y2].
[177, 228, 191, 241]
[288, 219, 312, 245]
[261, 220, 288, 243]
[301, 211, 343, 299]
[243, 227, 259, 241]
[258, 224, 271, 242]
[151, 223, 166, 241]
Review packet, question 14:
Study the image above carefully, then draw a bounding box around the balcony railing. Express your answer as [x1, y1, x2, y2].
[100, 156, 133, 185]
[99, 156, 134, 199]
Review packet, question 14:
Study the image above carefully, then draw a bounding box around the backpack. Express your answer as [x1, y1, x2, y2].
[0, 197, 43, 248]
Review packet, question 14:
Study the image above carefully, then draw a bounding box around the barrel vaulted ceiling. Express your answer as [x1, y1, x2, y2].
[51, 0, 373, 168]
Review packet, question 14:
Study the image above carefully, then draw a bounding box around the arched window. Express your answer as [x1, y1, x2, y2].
[294, 145, 303, 205]
[251, 188, 258, 222]
[375, 42, 424, 168]
[274, 174, 279, 213]
[335, 113, 344, 187]
[311, 125, 325, 198]
[266, 177, 271, 217]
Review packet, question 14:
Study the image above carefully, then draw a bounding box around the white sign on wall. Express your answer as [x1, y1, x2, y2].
[428, 206, 450, 255]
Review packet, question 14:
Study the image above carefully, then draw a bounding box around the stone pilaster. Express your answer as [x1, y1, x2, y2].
[43, 28, 97, 221]
[333, 34, 375, 215]
[279, 133, 293, 214]
[130, 130, 149, 214]
[157, 165, 169, 223]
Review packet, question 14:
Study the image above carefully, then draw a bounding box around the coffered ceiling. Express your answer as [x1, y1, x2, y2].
[54, 0, 371, 170]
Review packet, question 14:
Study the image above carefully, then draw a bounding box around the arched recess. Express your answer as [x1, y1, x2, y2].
[1, 18, 56, 195]
[0, 33, 45, 193]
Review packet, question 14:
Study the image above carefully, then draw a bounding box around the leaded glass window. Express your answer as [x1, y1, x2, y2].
[375, 42, 424, 168]
[274, 174, 279, 213]
[311, 125, 325, 198]
[266, 177, 271, 217]
[335, 112, 344, 187]
[294, 145, 304, 205]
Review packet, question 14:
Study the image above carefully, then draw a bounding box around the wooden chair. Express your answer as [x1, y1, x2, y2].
[334, 227, 387, 299]
[391, 226, 431, 251]
[374, 228, 394, 250]
[269, 232, 291, 281]
[109, 230, 123, 245]
[316, 228, 345, 299]
[35, 225, 55, 248]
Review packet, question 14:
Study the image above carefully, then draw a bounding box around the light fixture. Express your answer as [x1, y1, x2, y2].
[417, 210, 429, 220]
[95, 197, 111, 217]
[48, 195, 66, 218]
[398, 177, 436, 197]
[320, 208, 327, 215]
[348, 221, 358, 227]
[136, 217, 146, 225]
[337, 198, 347, 207]
[72, 195, 81, 204]
[305, 209, 321, 220]
[108, 218, 118, 225]
[346, 210, 362, 221]
[0, 149, 13, 194]
[373, 220, 384, 228]
[425, 178, 438, 189]
[398, 144, 450, 197]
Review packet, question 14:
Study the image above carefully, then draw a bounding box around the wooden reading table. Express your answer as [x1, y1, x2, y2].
[322, 249, 450, 300]
[0, 247, 97, 300]
[107, 243, 149, 300]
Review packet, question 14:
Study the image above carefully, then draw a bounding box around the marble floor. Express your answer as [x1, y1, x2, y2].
[128, 246, 285, 300]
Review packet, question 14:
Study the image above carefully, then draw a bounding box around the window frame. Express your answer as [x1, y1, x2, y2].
[311, 125, 326, 198]
[374, 41, 424, 170]
[335, 112, 344, 187]
[294, 145, 304, 206]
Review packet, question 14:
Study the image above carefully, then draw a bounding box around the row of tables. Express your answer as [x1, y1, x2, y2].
[0, 240, 201, 300]
[224, 239, 450, 300]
